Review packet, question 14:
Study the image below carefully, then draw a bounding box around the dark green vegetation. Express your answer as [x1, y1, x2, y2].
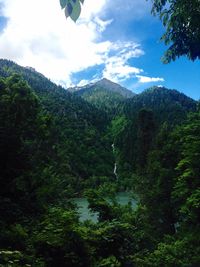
[0, 59, 199, 266]
[0, 59, 114, 195]
[68, 78, 134, 114]
[151, 0, 200, 62]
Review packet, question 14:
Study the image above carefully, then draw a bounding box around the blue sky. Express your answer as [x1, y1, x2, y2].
[0, 0, 199, 99]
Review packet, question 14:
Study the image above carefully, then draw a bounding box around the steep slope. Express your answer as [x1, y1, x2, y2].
[68, 78, 135, 112]
[110, 86, 197, 185]
[0, 59, 114, 193]
[122, 86, 196, 124]
[0, 59, 197, 192]
[0, 62, 199, 267]
[0, 59, 107, 128]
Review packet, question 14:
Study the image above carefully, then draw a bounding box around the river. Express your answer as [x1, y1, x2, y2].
[73, 192, 137, 222]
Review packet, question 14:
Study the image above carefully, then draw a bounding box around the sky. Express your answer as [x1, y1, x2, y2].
[0, 0, 199, 100]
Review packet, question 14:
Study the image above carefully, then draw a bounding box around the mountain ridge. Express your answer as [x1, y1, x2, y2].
[68, 78, 135, 99]
[68, 78, 135, 113]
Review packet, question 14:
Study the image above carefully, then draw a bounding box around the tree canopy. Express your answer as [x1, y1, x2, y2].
[152, 0, 200, 63]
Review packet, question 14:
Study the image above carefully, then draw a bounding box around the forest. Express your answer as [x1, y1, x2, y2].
[0, 58, 200, 266]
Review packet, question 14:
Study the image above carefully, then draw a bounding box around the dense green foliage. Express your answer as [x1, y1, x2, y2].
[0, 59, 114, 194]
[0, 60, 199, 266]
[69, 78, 134, 114]
[151, 0, 200, 62]
[0, 74, 58, 220]
[110, 86, 196, 185]
[76, 87, 125, 114]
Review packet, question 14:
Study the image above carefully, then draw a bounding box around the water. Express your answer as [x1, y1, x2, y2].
[73, 192, 137, 222]
[112, 143, 118, 179]
[114, 162, 118, 179]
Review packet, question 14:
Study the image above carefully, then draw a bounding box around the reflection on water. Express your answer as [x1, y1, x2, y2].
[73, 192, 137, 222]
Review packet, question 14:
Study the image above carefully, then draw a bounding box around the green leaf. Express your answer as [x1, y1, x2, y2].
[60, 0, 67, 9]
[70, 0, 81, 22]
[65, 2, 73, 19]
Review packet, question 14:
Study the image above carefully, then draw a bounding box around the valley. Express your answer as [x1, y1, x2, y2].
[0, 59, 199, 266]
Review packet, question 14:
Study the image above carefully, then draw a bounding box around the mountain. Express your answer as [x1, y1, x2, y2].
[0, 59, 104, 125]
[69, 78, 134, 98]
[68, 78, 135, 112]
[0, 59, 196, 189]
[1, 59, 199, 266]
[111, 85, 197, 182]
[121, 86, 196, 124]
[0, 59, 114, 194]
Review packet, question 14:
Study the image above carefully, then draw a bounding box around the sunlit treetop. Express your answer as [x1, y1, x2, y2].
[60, 0, 84, 22]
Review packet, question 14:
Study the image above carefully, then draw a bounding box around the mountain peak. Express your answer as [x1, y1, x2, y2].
[96, 78, 124, 88]
[94, 78, 135, 98]
[99, 78, 110, 82]
[68, 78, 135, 99]
[97, 78, 114, 84]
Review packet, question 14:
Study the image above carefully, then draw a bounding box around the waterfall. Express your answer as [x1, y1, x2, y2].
[112, 143, 114, 150]
[114, 163, 117, 178]
[112, 143, 118, 180]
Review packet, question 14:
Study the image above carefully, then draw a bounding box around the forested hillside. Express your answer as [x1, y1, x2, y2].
[0, 59, 115, 194]
[110, 86, 197, 187]
[0, 59, 199, 266]
[69, 78, 134, 113]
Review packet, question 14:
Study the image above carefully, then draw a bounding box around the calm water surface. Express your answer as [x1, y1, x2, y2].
[73, 192, 137, 222]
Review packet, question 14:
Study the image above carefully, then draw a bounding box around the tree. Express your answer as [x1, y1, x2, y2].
[136, 109, 156, 170]
[33, 207, 90, 267]
[151, 0, 200, 63]
[0, 74, 57, 223]
[172, 111, 200, 227]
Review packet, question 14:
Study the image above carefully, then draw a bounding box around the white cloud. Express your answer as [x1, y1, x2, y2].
[0, 0, 112, 86]
[93, 17, 113, 33]
[77, 77, 99, 87]
[102, 41, 144, 83]
[80, 0, 108, 20]
[136, 75, 164, 83]
[0, 0, 162, 88]
[77, 79, 91, 87]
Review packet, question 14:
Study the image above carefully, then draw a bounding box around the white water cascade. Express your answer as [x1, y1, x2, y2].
[114, 163, 117, 178]
[112, 143, 118, 180]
